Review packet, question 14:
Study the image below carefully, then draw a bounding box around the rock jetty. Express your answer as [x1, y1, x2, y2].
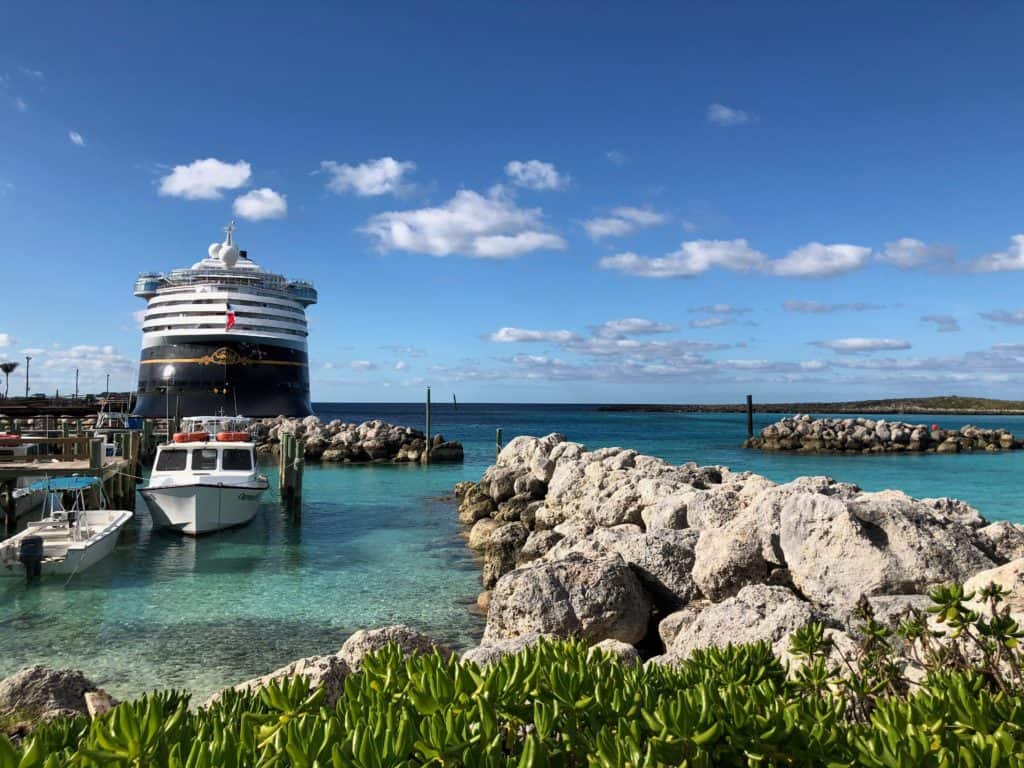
[744, 414, 1021, 453]
[252, 416, 463, 464]
[453, 433, 1024, 664]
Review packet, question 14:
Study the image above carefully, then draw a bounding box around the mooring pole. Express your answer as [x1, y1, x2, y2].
[746, 394, 754, 438]
[2, 480, 16, 537]
[496, 428, 503, 461]
[424, 386, 431, 465]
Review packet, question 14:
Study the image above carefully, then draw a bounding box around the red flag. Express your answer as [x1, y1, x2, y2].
[225, 302, 236, 331]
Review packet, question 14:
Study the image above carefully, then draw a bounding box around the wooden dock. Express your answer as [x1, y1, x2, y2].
[0, 434, 141, 536]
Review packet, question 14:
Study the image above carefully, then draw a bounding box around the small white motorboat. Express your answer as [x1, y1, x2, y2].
[0, 477, 133, 581]
[141, 418, 268, 535]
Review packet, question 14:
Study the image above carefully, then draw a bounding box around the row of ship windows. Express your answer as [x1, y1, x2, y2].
[144, 311, 308, 325]
[147, 299, 305, 316]
[142, 323, 308, 337]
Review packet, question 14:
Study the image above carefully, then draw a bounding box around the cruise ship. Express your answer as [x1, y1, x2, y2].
[132, 224, 317, 418]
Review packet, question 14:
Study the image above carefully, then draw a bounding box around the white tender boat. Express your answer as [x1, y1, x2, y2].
[0, 477, 132, 581]
[141, 420, 267, 535]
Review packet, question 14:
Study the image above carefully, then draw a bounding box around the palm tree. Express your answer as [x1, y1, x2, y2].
[0, 362, 18, 399]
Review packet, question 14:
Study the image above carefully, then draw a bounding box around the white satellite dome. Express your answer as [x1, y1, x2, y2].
[220, 244, 239, 267]
[208, 243, 222, 259]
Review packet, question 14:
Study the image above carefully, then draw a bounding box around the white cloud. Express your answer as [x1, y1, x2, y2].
[233, 187, 287, 220]
[811, 338, 912, 354]
[921, 314, 960, 333]
[877, 237, 953, 269]
[13, 97, 26, 112]
[681, 219, 699, 233]
[0, 333, 12, 348]
[473, 231, 566, 258]
[394, 360, 408, 371]
[19, 67, 43, 79]
[362, 187, 565, 259]
[766, 243, 871, 277]
[504, 160, 569, 191]
[979, 309, 1024, 325]
[487, 327, 579, 343]
[599, 239, 766, 278]
[349, 360, 378, 371]
[13, 342, 135, 394]
[690, 304, 749, 315]
[68, 131, 85, 147]
[321, 157, 416, 197]
[583, 206, 666, 239]
[707, 103, 751, 126]
[606, 150, 627, 166]
[975, 235, 1024, 272]
[783, 300, 885, 313]
[690, 316, 730, 329]
[158, 158, 251, 200]
[592, 318, 675, 338]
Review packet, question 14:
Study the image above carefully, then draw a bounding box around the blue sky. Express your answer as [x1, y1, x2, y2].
[3, 2, 1024, 403]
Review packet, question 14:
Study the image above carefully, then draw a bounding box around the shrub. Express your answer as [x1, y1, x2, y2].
[4, 583, 1024, 766]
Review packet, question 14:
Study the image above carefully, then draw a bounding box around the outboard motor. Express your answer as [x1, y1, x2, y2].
[18, 536, 43, 583]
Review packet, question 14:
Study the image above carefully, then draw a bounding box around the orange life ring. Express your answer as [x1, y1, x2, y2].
[172, 431, 210, 443]
[216, 431, 250, 442]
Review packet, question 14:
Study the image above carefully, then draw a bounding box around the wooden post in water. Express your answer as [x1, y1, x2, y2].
[142, 419, 153, 459]
[746, 394, 754, 438]
[496, 428, 503, 461]
[89, 437, 103, 471]
[278, 432, 303, 518]
[2, 480, 16, 537]
[424, 386, 432, 465]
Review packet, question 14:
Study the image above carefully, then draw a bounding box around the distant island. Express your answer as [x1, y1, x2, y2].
[598, 395, 1024, 416]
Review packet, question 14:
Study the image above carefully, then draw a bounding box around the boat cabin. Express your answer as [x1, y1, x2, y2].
[153, 443, 256, 475]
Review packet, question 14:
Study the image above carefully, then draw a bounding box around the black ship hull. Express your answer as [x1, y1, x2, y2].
[132, 340, 312, 418]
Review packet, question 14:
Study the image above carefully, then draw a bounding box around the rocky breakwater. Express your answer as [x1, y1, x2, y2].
[453, 433, 1024, 664]
[253, 416, 463, 464]
[744, 413, 1021, 454]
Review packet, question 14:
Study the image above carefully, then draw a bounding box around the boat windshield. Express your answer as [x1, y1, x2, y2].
[155, 449, 188, 471]
[222, 449, 253, 471]
[192, 449, 219, 470]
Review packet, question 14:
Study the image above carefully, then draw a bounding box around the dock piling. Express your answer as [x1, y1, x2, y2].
[746, 394, 754, 438]
[279, 432, 304, 518]
[2, 480, 15, 537]
[423, 386, 432, 465]
[89, 438, 104, 471]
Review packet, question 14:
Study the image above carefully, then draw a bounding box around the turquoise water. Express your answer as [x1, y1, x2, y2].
[1, 404, 1022, 701]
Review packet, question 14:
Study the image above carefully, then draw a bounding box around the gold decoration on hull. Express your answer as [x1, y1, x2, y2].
[140, 347, 307, 367]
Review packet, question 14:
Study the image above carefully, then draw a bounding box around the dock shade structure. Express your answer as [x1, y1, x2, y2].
[131, 223, 317, 418]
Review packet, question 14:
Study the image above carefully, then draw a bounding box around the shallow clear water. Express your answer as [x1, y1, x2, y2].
[1, 403, 1022, 701]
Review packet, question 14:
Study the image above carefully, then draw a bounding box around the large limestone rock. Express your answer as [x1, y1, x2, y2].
[658, 585, 816, 660]
[208, 654, 350, 708]
[0, 666, 96, 720]
[339, 625, 451, 671]
[482, 522, 529, 588]
[692, 521, 769, 601]
[541, 526, 700, 609]
[779, 490, 996, 616]
[483, 554, 651, 645]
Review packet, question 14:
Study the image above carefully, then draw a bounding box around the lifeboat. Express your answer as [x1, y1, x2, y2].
[216, 431, 250, 442]
[172, 431, 210, 443]
[0, 433, 21, 447]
